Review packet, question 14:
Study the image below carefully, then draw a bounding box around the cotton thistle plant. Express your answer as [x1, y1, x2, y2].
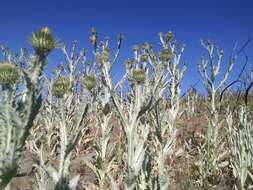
[93, 28, 174, 189]
[61, 30, 118, 190]
[118, 63, 151, 190]
[27, 42, 90, 190]
[226, 107, 253, 190]
[96, 36, 147, 189]
[27, 78, 56, 190]
[28, 69, 74, 190]
[1, 27, 251, 189]
[83, 76, 119, 189]
[0, 27, 55, 189]
[74, 29, 123, 190]
[50, 53, 90, 190]
[82, 89, 116, 190]
[45, 83, 87, 190]
[197, 40, 235, 187]
[0, 62, 21, 190]
[144, 31, 186, 190]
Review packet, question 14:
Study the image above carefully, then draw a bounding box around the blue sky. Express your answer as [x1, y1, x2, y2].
[0, 0, 253, 92]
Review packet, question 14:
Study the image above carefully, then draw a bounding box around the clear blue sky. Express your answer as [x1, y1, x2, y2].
[0, 0, 252, 92]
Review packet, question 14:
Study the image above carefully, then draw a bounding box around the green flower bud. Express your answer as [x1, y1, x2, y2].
[159, 50, 171, 62]
[89, 27, 97, 45]
[52, 77, 70, 98]
[140, 54, 148, 62]
[133, 45, 139, 51]
[167, 31, 173, 41]
[30, 27, 56, 55]
[83, 75, 97, 91]
[132, 69, 146, 84]
[0, 63, 19, 86]
[141, 42, 151, 50]
[125, 59, 133, 66]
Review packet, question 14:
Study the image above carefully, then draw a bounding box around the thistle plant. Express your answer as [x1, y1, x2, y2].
[45, 91, 87, 190]
[0, 27, 55, 189]
[197, 40, 235, 187]
[27, 42, 90, 190]
[82, 93, 116, 190]
[95, 35, 151, 189]
[226, 107, 253, 190]
[64, 31, 119, 189]
[147, 31, 186, 190]
[94, 28, 184, 189]
[0, 27, 251, 190]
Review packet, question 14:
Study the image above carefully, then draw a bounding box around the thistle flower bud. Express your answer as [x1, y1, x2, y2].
[89, 28, 97, 45]
[89, 35, 96, 45]
[140, 54, 148, 62]
[0, 63, 19, 86]
[132, 69, 146, 84]
[133, 45, 139, 51]
[30, 27, 56, 55]
[83, 75, 97, 91]
[141, 42, 151, 50]
[52, 77, 70, 98]
[125, 59, 133, 66]
[167, 31, 173, 41]
[159, 50, 171, 63]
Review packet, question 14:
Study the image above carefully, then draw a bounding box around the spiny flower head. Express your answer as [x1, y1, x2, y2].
[140, 54, 148, 62]
[132, 69, 146, 84]
[167, 31, 174, 41]
[52, 77, 70, 97]
[30, 27, 56, 55]
[159, 50, 171, 63]
[83, 75, 97, 91]
[0, 63, 19, 86]
[125, 59, 133, 66]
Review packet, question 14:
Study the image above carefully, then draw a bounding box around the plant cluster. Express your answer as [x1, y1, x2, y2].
[0, 28, 252, 190]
